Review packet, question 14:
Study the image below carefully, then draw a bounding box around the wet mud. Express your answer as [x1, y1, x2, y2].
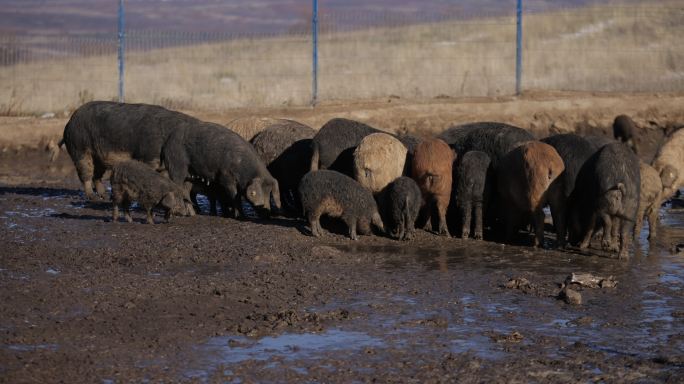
[1, 150, 683, 383]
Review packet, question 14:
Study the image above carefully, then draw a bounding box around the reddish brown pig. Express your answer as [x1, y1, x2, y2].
[411, 138, 456, 236]
[497, 141, 565, 247]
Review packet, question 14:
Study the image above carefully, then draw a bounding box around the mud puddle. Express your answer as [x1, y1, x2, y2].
[183, 330, 384, 380]
[171, 204, 684, 380]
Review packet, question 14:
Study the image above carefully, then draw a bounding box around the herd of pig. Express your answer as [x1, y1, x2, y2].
[54, 101, 684, 259]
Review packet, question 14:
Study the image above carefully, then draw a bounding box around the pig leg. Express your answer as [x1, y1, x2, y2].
[532, 208, 546, 248]
[473, 201, 484, 241]
[600, 213, 615, 251]
[460, 201, 472, 239]
[404, 207, 415, 241]
[416, 201, 432, 231]
[208, 192, 218, 216]
[122, 197, 133, 223]
[618, 219, 632, 259]
[633, 204, 645, 239]
[111, 185, 122, 223]
[145, 207, 155, 224]
[647, 205, 658, 240]
[610, 218, 620, 252]
[307, 211, 322, 237]
[93, 161, 107, 199]
[345, 216, 359, 241]
[549, 198, 567, 248]
[396, 216, 406, 241]
[579, 212, 597, 249]
[75, 155, 96, 200]
[436, 198, 450, 237]
[112, 200, 121, 223]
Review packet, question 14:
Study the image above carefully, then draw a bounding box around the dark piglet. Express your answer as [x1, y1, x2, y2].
[298, 170, 384, 240]
[541, 134, 596, 247]
[163, 121, 280, 219]
[454, 151, 490, 240]
[613, 114, 638, 154]
[568, 143, 641, 259]
[251, 120, 316, 216]
[111, 160, 189, 224]
[60, 101, 199, 200]
[310, 118, 382, 177]
[377, 176, 422, 241]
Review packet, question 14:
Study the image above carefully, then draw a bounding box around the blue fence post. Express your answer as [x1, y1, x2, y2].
[515, 0, 522, 95]
[311, 0, 318, 106]
[118, 0, 125, 102]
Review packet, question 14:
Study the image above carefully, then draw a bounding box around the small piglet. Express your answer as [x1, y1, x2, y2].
[455, 151, 491, 240]
[378, 176, 422, 241]
[298, 170, 384, 240]
[111, 160, 189, 224]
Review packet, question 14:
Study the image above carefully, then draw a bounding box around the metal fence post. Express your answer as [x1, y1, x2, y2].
[311, 0, 318, 106]
[118, 0, 125, 102]
[515, 0, 522, 95]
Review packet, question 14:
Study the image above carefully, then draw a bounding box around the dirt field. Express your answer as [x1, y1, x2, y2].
[1, 95, 683, 382]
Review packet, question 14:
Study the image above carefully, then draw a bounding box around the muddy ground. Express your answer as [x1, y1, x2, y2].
[1, 96, 684, 383]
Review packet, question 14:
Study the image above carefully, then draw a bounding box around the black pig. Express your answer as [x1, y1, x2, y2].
[613, 114, 638, 154]
[378, 176, 421, 241]
[568, 143, 641, 259]
[251, 120, 316, 216]
[541, 133, 596, 247]
[310, 118, 382, 177]
[454, 151, 491, 240]
[163, 121, 280, 219]
[60, 101, 200, 200]
[299, 170, 384, 240]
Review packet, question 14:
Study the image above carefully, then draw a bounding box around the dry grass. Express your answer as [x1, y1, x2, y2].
[0, 2, 683, 115]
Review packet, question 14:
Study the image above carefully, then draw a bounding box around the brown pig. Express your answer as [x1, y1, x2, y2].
[497, 141, 565, 247]
[411, 138, 456, 236]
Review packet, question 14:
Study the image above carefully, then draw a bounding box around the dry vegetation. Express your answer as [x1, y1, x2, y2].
[0, 3, 683, 115]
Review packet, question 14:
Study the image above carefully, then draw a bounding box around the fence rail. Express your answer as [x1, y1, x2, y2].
[0, 2, 682, 115]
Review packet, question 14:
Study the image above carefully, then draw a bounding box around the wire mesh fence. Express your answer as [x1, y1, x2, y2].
[0, 2, 682, 115]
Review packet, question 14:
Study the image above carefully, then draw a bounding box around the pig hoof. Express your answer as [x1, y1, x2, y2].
[601, 240, 611, 251]
[461, 231, 470, 239]
[474, 233, 483, 241]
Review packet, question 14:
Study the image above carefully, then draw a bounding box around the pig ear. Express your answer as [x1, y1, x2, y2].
[248, 177, 262, 192]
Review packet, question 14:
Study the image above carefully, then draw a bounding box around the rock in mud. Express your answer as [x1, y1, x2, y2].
[565, 273, 617, 288]
[489, 331, 524, 343]
[504, 277, 536, 294]
[559, 286, 582, 305]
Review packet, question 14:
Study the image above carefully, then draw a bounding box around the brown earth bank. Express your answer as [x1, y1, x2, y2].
[3, 92, 684, 155]
[1, 95, 683, 382]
